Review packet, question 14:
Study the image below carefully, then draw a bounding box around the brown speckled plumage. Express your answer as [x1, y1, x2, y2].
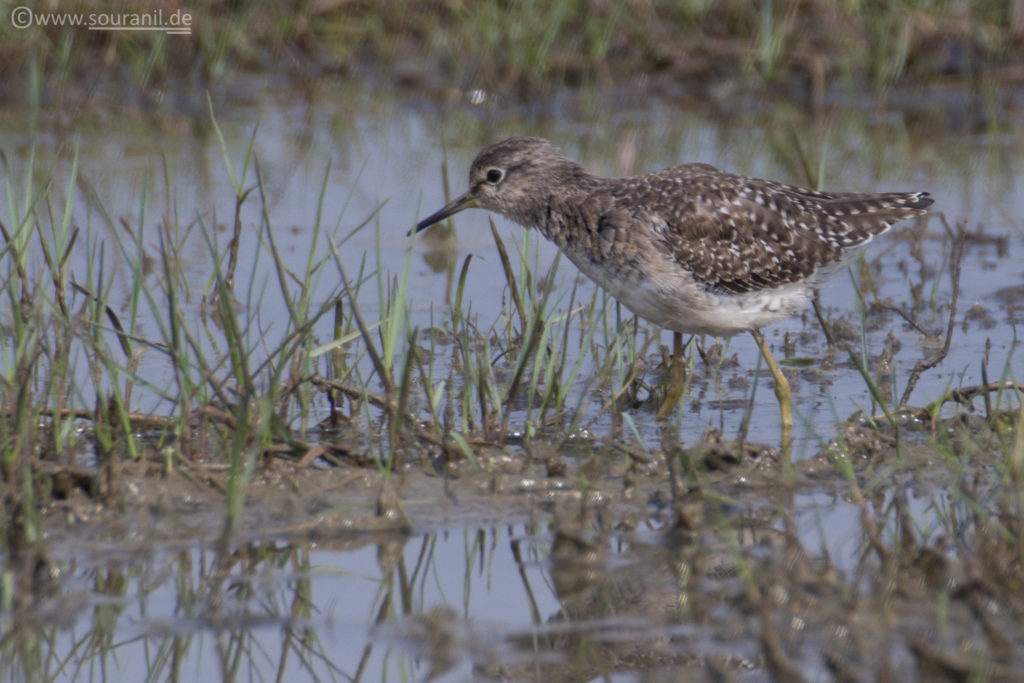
[415, 137, 933, 337]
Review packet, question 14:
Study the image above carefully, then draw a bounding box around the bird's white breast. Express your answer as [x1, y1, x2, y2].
[563, 246, 812, 337]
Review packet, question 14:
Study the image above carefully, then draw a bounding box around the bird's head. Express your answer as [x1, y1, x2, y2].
[412, 137, 581, 234]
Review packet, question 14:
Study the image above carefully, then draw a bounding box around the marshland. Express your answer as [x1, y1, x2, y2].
[1, 2, 1023, 681]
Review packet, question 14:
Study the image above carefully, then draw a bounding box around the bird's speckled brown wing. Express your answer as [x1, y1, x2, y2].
[605, 165, 932, 295]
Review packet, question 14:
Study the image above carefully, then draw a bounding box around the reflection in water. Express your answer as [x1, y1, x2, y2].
[2, 477, 1023, 681]
[486, 501, 772, 680]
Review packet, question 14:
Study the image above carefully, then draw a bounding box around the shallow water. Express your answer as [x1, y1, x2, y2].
[12, 81, 1021, 448]
[10, 469, 996, 681]
[3, 79, 1023, 679]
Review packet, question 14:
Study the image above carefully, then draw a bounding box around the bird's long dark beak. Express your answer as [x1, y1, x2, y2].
[409, 193, 477, 236]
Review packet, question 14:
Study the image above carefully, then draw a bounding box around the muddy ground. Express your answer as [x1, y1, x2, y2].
[4, 398, 1020, 681]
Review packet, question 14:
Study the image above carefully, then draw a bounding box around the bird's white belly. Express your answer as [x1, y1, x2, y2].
[566, 251, 811, 337]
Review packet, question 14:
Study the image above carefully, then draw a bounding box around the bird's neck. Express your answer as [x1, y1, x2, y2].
[509, 169, 602, 242]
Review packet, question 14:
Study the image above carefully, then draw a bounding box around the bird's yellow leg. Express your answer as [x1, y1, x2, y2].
[751, 330, 793, 463]
[657, 332, 686, 421]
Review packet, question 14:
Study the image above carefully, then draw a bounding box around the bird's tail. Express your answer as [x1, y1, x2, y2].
[820, 191, 933, 243]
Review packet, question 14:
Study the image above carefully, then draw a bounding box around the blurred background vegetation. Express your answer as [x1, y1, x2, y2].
[3, 0, 1023, 109]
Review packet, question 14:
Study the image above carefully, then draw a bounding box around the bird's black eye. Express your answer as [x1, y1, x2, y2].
[485, 168, 504, 184]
